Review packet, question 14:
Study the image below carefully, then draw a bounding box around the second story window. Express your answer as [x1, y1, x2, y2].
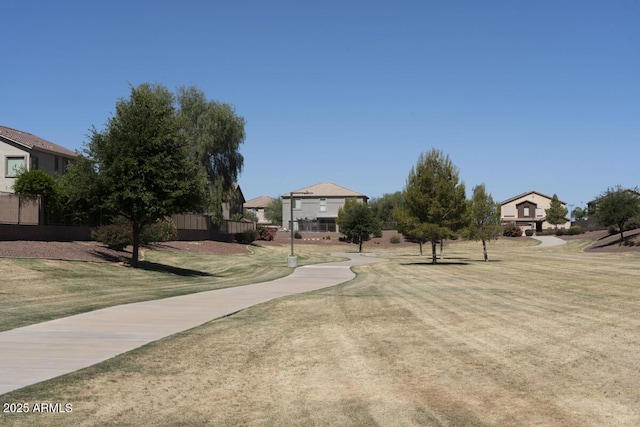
[294, 198, 302, 209]
[319, 199, 326, 212]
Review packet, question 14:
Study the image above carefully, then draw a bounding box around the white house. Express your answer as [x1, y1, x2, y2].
[0, 126, 77, 193]
[282, 182, 368, 233]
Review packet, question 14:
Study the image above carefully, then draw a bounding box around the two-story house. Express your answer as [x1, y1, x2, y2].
[0, 126, 77, 193]
[282, 182, 368, 233]
[501, 190, 570, 233]
[244, 195, 276, 225]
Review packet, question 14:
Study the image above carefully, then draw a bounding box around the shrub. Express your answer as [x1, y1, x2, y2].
[140, 219, 178, 244]
[502, 223, 522, 237]
[390, 235, 401, 244]
[555, 228, 565, 236]
[525, 229, 534, 237]
[322, 235, 331, 240]
[294, 231, 302, 239]
[257, 226, 277, 241]
[567, 225, 583, 235]
[93, 224, 132, 251]
[236, 229, 259, 244]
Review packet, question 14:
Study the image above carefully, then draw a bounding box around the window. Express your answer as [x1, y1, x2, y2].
[319, 198, 326, 212]
[503, 206, 515, 217]
[6, 156, 26, 177]
[294, 198, 302, 209]
[523, 207, 530, 217]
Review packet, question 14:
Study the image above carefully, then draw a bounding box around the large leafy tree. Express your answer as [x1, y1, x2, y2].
[545, 194, 568, 228]
[595, 186, 640, 243]
[337, 199, 381, 253]
[264, 198, 283, 225]
[89, 83, 208, 266]
[176, 86, 245, 223]
[465, 184, 502, 262]
[57, 156, 103, 225]
[394, 149, 467, 263]
[369, 191, 403, 229]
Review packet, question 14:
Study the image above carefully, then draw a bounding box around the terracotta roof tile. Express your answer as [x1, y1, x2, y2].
[282, 182, 367, 198]
[0, 126, 77, 158]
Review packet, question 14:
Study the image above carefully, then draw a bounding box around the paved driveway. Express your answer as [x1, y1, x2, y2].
[0, 252, 383, 395]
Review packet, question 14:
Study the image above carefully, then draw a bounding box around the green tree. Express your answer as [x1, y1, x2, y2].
[595, 186, 640, 243]
[545, 194, 568, 228]
[337, 199, 381, 253]
[571, 206, 587, 221]
[176, 86, 245, 220]
[57, 156, 104, 225]
[12, 167, 61, 221]
[369, 191, 403, 229]
[394, 149, 467, 263]
[264, 198, 283, 225]
[88, 83, 208, 266]
[465, 184, 502, 262]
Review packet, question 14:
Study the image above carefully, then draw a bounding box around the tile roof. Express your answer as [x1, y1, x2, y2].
[501, 190, 566, 205]
[244, 195, 276, 208]
[0, 126, 77, 158]
[282, 182, 367, 198]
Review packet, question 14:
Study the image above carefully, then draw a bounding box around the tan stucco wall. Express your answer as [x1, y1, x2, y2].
[501, 193, 570, 231]
[0, 144, 29, 193]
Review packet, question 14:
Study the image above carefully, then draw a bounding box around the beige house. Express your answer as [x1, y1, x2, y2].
[501, 190, 570, 233]
[0, 126, 77, 193]
[244, 195, 276, 225]
[282, 182, 368, 232]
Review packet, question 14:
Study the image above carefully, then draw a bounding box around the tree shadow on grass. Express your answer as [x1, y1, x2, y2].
[402, 261, 471, 266]
[136, 261, 215, 277]
[88, 249, 132, 263]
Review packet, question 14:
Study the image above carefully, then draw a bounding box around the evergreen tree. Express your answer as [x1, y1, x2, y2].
[545, 194, 568, 228]
[465, 184, 502, 261]
[394, 149, 467, 263]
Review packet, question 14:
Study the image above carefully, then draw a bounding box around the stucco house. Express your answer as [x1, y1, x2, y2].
[244, 195, 276, 225]
[0, 126, 77, 193]
[221, 183, 245, 220]
[282, 182, 368, 233]
[501, 190, 570, 233]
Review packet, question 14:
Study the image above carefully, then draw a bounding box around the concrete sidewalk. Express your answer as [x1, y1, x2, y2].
[0, 252, 383, 395]
[529, 235, 567, 248]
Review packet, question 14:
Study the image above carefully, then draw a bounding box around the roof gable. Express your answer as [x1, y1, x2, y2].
[282, 182, 367, 198]
[501, 190, 565, 206]
[0, 126, 77, 158]
[244, 195, 276, 208]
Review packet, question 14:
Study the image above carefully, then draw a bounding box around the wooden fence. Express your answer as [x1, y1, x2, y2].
[171, 213, 255, 241]
[0, 193, 41, 225]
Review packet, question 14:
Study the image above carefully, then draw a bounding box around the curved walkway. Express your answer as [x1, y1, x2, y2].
[529, 235, 567, 248]
[0, 252, 384, 395]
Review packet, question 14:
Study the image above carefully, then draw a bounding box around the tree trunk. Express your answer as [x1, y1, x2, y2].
[131, 222, 140, 267]
[419, 241, 423, 256]
[359, 237, 363, 253]
[619, 226, 625, 246]
[431, 241, 437, 264]
[482, 239, 488, 262]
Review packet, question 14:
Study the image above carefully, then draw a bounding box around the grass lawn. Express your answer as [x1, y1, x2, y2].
[2, 237, 640, 426]
[0, 244, 340, 332]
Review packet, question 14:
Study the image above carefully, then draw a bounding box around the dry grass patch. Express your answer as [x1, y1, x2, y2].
[0, 244, 340, 331]
[2, 238, 640, 426]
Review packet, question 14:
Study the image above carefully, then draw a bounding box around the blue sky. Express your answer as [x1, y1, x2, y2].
[2, 1, 639, 210]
